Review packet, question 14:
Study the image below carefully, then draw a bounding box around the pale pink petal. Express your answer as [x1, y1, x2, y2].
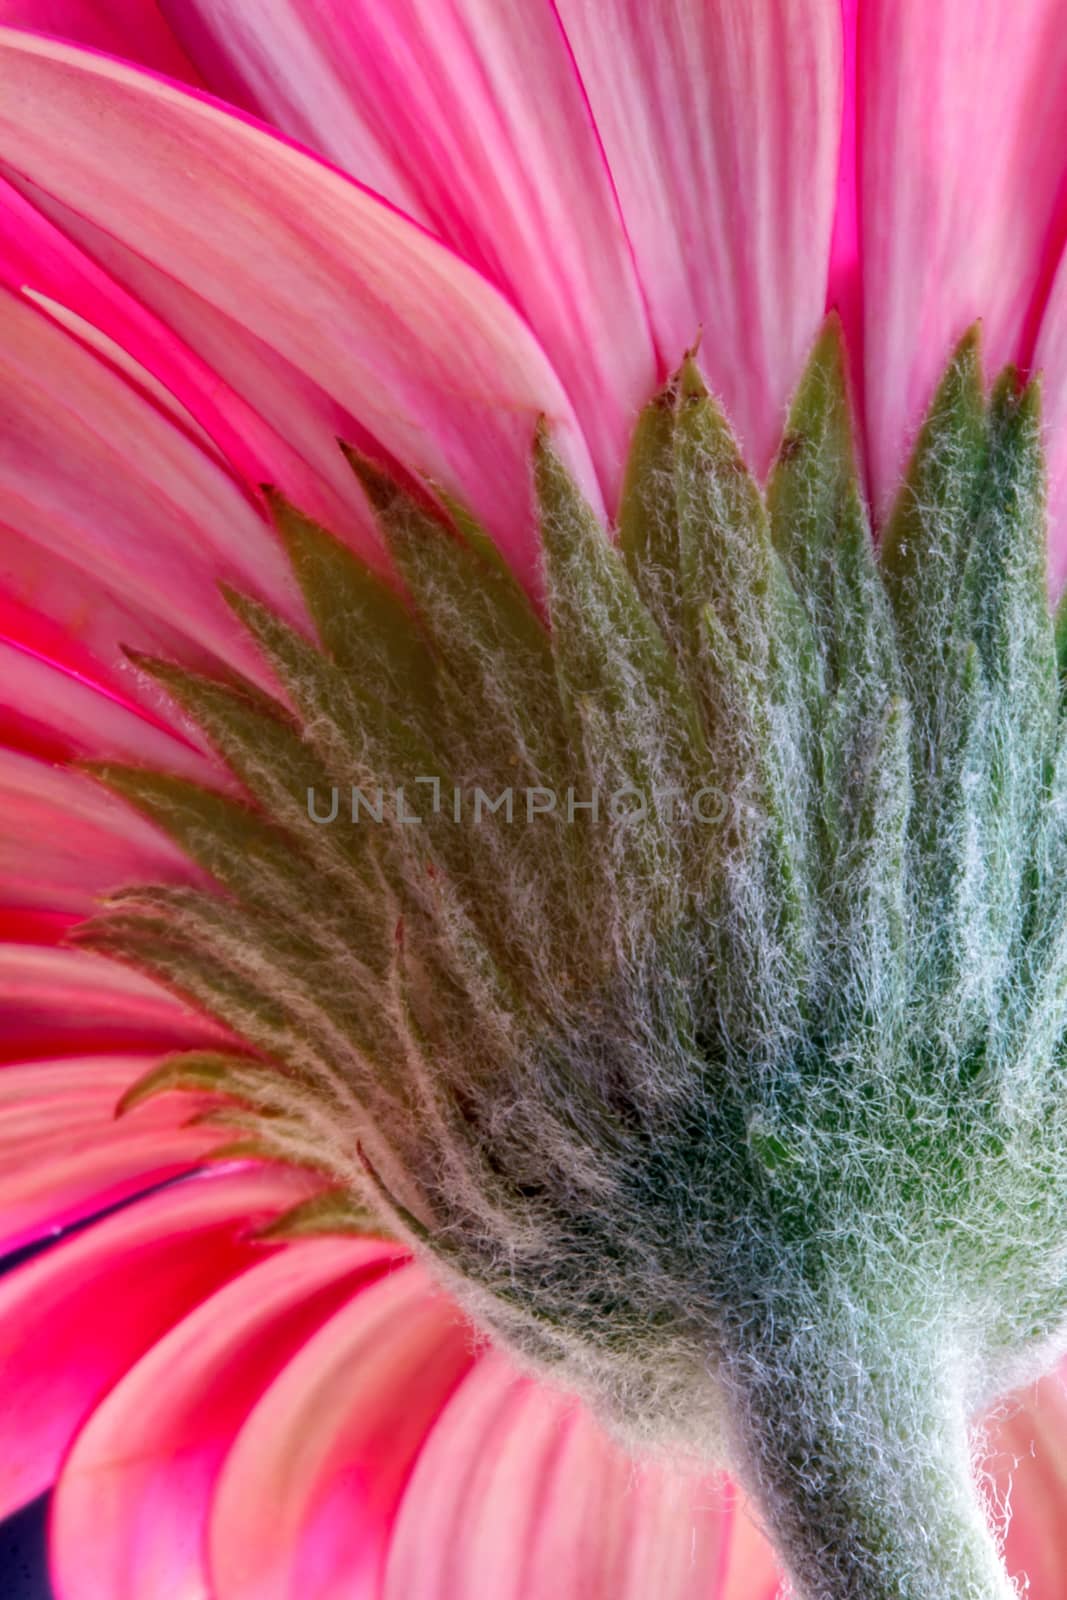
[714, 1494, 783, 1600]
[0, 1055, 221, 1253]
[984, 1362, 1067, 1598]
[556, 0, 842, 478]
[0, 1, 201, 82]
[0, 749, 203, 917]
[51, 1235, 403, 1600]
[0, 32, 602, 587]
[0, 1164, 312, 1516]
[209, 1263, 476, 1599]
[154, 0, 657, 504]
[160, 0, 426, 210]
[0, 174, 381, 560]
[383, 1351, 738, 1600]
[860, 0, 1067, 516]
[0, 945, 228, 1061]
[0, 282, 303, 685]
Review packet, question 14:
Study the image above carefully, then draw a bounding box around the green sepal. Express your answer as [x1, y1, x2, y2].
[85, 763, 310, 904]
[253, 1187, 386, 1242]
[84, 329, 1067, 1600]
[675, 363, 816, 999]
[124, 650, 341, 833]
[1055, 589, 1067, 691]
[536, 425, 706, 776]
[881, 328, 988, 661]
[618, 371, 682, 641]
[535, 422, 711, 916]
[264, 486, 431, 696]
[222, 585, 443, 792]
[115, 1049, 279, 1117]
[347, 444, 565, 790]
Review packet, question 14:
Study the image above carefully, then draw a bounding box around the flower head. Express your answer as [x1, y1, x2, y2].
[5, 5, 1067, 1599]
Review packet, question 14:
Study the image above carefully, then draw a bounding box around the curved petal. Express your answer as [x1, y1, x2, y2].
[154, 0, 657, 504]
[0, 31, 602, 587]
[859, 0, 1067, 517]
[383, 1353, 739, 1600]
[0, 749, 202, 917]
[0, 283, 302, 684]
[0, 174, 381, 560]
[51, 1235, 403, 1600]
[0, 547, 247, 728]
[209, 1263, 476, 1600]
[557, 0, 842, 478]
[0, 1164, 311, 1516]
[0, 1055, 221, 1253]
[0, 632, 216, 776]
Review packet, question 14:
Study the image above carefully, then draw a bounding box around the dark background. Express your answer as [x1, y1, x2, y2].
[1, 1499, 52, 1598]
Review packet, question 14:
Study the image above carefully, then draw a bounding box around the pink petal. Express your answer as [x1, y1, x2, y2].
[0, 1, 201, 83]
[556, 0, 842, 478]
[859, 0, 1067, 517]
[383, 1352, 741, 1600]
[0, 32, 602, 587]
[0, 1055, 221, 1253]
[0, 548, 253, 724]
[0, 748, 203, 917]
[715, 1495, 784, 1600]
[0, 281, 302, 685]
[986, 1361, 1067, 1598]
[51, 1235, 403, 1600]
[0, 1163, 312, 1516]
[0, 174, 382, 561]
[209, 1263, 476, 1599]
[155, 0, 657, 506]
[0, 945, 228, 1061]
[0, 631, 216, 776]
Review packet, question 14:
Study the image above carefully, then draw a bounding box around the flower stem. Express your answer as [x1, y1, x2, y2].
[726, 1327, 1014, 1600]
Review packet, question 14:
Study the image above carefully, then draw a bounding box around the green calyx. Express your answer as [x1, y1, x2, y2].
[86, 318, 1067, 1598]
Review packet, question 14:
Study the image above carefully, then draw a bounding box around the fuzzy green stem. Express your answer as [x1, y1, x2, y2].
[727, 1331, 1013, 1600]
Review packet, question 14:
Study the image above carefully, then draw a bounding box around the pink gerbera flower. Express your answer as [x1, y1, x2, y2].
[5, 4, 1067, 1598]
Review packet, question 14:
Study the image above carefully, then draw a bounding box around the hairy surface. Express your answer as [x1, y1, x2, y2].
[87, 322, 1067, 1598]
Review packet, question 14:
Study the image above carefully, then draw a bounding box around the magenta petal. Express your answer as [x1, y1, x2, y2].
[0, 1, 202, 83]
[51, 1235, 402, 1600]
[0, 31, 603, 586]
[981, 1360, 1067, 1597]
[0, 633, 217, 776]
[0, 1164, 313, 1516]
